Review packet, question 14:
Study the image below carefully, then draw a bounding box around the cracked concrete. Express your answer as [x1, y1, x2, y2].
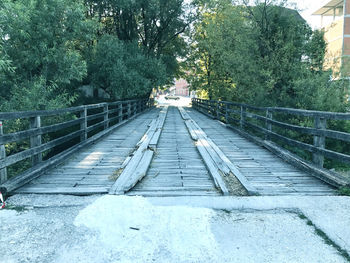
[0, 194, 349, 262]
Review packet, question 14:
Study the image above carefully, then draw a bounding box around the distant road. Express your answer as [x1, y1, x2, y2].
[155, 95, 191, 107]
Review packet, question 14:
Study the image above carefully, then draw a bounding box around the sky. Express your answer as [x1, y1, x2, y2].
[291, 0, 330, 29]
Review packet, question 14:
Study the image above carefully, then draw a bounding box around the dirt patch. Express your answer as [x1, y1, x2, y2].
[109, 168, 123, 181]
[221, 171, 248, 196]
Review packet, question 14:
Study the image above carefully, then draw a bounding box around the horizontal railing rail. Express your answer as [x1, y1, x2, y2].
[0, 98, 154, 187]
[192, 98, 350, 186]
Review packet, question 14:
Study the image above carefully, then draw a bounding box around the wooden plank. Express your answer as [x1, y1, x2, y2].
[184, 120, 199, 141]
[127, 106, 219, 196]
[15, 187, 109, 195]
[244, 120, 350, 166]
[189, 107, 339, 195]
[178, 106, 191, 120]
[195, 138, 229, 195]
[0, 121, 7, 184]
[0, 118, 83, 145]
[109, 107, 167, 194]
[1, 110, 150, 193]
[0, 129, 83, 169]
[224, 121, 349, 187]
[30, 116, 42, 165]
[149, 106, 168, 147]
[193, 98, 350, 120]
[181, 107, 256, 195]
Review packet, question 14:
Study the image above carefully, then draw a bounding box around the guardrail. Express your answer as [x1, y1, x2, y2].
[192, 98, 350, 187]
[0, 98, 153, 192]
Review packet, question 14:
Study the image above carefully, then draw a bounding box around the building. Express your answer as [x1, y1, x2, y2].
[169, 78, 190, 96]
[313, 0, 350, 76]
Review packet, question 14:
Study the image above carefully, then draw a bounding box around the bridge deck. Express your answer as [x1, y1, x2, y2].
[186, 108, 336, 196]
[127, 106, 220, 196]
[15, 109, 160, 194]
[15, 106, 336, 196]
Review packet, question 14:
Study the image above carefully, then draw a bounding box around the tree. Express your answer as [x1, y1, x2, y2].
[0, 0, 95, 101]
[90, 35, 166, 99]
[185, 0, 347, 111]
[84, 0, 194, 84]
[186, 0, 264, 102]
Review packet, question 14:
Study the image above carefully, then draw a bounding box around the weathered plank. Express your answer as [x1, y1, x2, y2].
[188, 107, 338, 195]
[9, 109, 157, 194]
[0, 121, 7, 184]
[181, 107, 256, 195]
[128, 106, 220, 197]
[109, 107, 168, 194]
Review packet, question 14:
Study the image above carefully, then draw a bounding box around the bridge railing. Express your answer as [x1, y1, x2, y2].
[192, 98, 350, 186]
[0, 98, 153, 190]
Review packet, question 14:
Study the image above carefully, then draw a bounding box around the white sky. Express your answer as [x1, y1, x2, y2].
[291, 0, 332, 29]
[184, 0, 334, 29]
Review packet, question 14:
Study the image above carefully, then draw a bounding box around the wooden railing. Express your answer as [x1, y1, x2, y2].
[192, 98, 350, 186]
[0, 98, 153, 190]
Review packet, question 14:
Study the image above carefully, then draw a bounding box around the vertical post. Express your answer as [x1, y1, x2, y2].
[216, 101, 220, 119]
[225, 103, 229, 124]
[127, 102, 131, 119]
[137, 100, 140, 113]
[0, 121, 7, 184]
[313, 116, 326, 167]
[80, 107, 87, 142]
[265, 109, 272, 140]
[30, 116, 42, 166]
[104, 103, 109, 129]
[118, 103, 123, 123]
[240, 106, 245, 129]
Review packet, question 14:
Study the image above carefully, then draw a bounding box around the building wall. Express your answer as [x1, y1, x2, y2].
[343, 0, 350, 75]
[174, 78, 190, 96]
[324, 18, 343, 73]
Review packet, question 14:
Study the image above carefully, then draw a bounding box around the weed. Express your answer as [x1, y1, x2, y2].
[3, 205, 28, 212]
[298, 212, 350, 262]
[339, 186, 350, 196]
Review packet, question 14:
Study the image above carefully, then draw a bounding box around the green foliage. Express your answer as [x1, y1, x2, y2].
[186, 0, 348, 111]
[187, 0, 270, 102]
[0, 0, 93, 94]
[339, 186, 350, 196]
[0, 78, 76, 113]
[0, 0, 191, 180]
[90, 35, 166, 99]
[0, 0, 191, 107]
[85, 0, 193, 88]
[0, 77, 76, 148]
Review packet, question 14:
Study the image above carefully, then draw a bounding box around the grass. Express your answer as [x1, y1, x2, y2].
[339, 186, 350, 196]
[298, 212, 350, 262]
[2, 205, 28, 212]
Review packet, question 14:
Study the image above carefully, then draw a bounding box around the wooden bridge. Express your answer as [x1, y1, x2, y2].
[0, 98, 349, 197]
